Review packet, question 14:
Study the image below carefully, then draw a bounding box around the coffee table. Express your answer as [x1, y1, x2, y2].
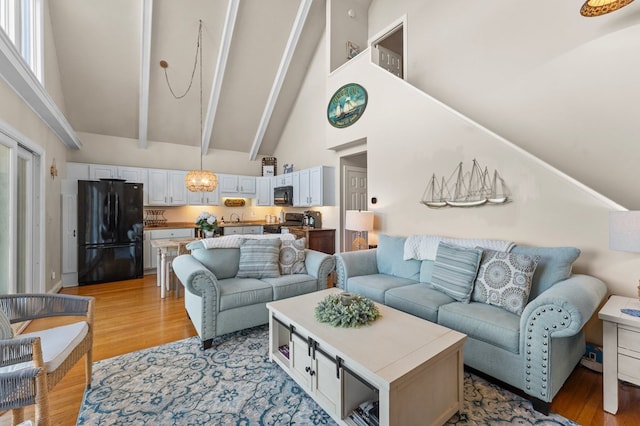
[267, 288, 466, 426]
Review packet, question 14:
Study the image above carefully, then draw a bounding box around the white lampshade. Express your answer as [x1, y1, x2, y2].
[345, 210, 374, 232]
[609, 211, 640, 252]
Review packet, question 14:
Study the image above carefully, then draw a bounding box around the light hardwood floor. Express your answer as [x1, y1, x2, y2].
[1, 275, 639, 425]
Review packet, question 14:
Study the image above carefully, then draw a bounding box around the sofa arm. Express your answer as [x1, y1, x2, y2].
[519, 274, 607, 401]
[173, 254, 223, 310]
[304, 249, 336, 290]
[334, 249, 378, 290]
[521, 274, 607, 338]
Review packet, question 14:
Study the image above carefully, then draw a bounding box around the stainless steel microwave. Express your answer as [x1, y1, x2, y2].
[274, 185, 293, 206]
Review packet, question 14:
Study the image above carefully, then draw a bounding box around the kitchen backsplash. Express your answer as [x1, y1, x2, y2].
[151, 204, 328, 224]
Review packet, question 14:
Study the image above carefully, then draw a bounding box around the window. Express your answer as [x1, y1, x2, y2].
[0, 0, 43, 82]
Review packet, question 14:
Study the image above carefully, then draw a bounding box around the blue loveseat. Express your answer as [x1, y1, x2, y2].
[173, 235, 335, 350]
[334, 234, 607, 413]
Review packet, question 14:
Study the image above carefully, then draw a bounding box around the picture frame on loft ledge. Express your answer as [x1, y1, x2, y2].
[347, 41, 360, 59]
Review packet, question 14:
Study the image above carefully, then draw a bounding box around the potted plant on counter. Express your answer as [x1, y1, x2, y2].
[195, 212, 218, 238]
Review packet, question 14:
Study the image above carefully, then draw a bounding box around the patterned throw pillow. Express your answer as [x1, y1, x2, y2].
[431, 242, 483, 303]
[0, 308, 14, 340]
[279, 238, 307, 275]
[472, 249, 540, 315]
[236, 239, 281, 279]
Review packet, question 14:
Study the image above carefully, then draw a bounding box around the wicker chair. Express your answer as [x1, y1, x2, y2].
[0, 294, 94, 426]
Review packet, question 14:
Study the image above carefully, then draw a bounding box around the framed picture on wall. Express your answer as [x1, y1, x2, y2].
[262, 165, 275, 177]
[347, 41, 360, 59]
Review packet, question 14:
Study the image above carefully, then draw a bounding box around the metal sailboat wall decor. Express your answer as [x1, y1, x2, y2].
[421, 159, 511, 208]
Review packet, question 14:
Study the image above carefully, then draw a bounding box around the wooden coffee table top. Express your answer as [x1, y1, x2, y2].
[267, 288, 466, 388]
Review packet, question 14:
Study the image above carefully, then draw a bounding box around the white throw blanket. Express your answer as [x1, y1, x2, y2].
[403, 234, 515, 261]
[191, 233, 296, 250]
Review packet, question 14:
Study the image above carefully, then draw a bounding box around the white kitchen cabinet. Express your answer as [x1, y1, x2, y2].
[222, 225, 263, 236]
[293, 166, 335, 207]
[187, 186, 220, 205]
[296, 169, 312, 207]
[147, 169, 188, 206]
[143, 231, 152, 271]
[118, 166, 148, 205]
[255, 176, 273, 206]
[117, 166, 146, 183]
[66, 162, 90, 180]
[145, 228, 194, 272]
[273, 173, 293, 187]
[89, 164, 118, 180]
[219, 174, 257, 197]
[61, 184, 78, 287]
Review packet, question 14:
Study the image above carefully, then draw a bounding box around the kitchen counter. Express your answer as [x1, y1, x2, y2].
[218, 221, 267, 228]
[143, 221, 194, 230]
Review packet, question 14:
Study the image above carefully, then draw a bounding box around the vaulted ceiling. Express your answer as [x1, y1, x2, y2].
[48, 0, 325, 159]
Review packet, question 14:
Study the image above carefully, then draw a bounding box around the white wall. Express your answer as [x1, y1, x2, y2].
[320, 47, 640, 344]
[368, 0, 640, 210]
[67, 132, 265, 176]
[269, 11, 640, 344]
[0, 80, 68, 293]
[328, 0, 370, 73]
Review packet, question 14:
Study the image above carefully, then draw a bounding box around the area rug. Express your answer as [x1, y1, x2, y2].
[78, 325, 578, 425]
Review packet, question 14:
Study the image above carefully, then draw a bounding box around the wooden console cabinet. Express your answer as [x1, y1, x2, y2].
[287, 228, 335, 255]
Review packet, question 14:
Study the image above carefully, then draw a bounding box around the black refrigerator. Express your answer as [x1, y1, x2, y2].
[78, 179, 144, 285]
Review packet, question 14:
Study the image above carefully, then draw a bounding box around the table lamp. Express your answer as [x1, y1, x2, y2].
[345, 210, 374, 251]
[609, 210, 640, 299]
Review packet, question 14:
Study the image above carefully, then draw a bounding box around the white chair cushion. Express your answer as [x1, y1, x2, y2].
[0, 321, 88, 373]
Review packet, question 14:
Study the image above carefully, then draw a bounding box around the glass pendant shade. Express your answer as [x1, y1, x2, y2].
[580, 0, 634, 16]
[185, 169, 218, 192]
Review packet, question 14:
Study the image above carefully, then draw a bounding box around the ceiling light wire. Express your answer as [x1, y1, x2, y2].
[161, 20, 202, 99]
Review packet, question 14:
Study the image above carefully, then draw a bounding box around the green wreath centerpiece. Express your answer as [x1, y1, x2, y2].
[315, 292, 380, 327]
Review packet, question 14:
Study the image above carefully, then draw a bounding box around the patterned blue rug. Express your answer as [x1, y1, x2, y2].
[77, 325, 578, 425]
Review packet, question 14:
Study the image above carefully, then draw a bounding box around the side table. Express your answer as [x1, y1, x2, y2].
[598, 295, 640, 414]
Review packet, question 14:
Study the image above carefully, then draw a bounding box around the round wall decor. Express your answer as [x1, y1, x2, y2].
[327, 83, 367, 128]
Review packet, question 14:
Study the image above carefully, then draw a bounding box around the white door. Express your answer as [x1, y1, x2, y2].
[344, 166, 368, 251]
[377, 45, 403, 78]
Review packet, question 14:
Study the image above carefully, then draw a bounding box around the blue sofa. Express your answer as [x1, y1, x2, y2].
[173, 236, 335, 350]
[334, 234, 607, 413]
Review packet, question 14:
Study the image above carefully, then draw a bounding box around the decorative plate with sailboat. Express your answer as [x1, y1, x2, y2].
[327, 83, 368, 128]
[421, 159, 510, 208]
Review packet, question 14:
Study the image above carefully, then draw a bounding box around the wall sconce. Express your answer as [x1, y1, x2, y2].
[347, 9, 356, 18]
[50, 159, 58, 180]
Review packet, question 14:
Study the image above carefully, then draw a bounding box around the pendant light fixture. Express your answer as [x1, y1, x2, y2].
[580, 0, 634, 16]
[161, 20, 217, 192]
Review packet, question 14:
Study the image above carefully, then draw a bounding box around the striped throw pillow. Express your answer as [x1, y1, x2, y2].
[431, 242, 483, 303]
[236, 239, 281, 279]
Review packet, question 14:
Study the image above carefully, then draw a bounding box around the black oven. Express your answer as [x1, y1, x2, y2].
[274, 186, 293, 206]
